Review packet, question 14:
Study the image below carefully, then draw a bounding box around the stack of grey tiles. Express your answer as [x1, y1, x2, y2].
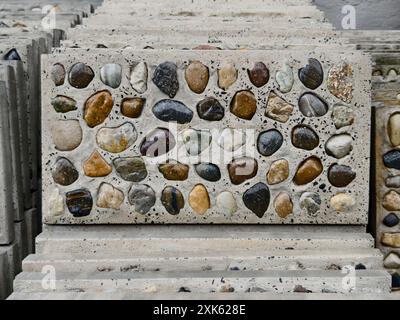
[0, 0, 102, 299]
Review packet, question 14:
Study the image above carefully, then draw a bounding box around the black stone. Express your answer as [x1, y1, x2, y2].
[140, 127, 176, 157]
[152, 99, 193, 124]
[292, 125, 319, 150]
[299, 93, 328, 117]
[299, 58, 324, 90]
[383, 150, 400, 169]
[152, 61, 179, 98]
[328, 164, 356, 188]
[392, 273, 400, 289]
[51, 157, 79, 186]
[0, 21, 10, 28]
[161, 186, 184, 215]
[195, 163, 221, 182]
[68, 62, 94, 89]
[196, 97, 225, 121]
[383, 213, 400, 227]
[243, 182, 270, 218]
[4, 49, 21, 61]
[257, 129, 283, 156]
[355, 263, 366, 270]
[66, 189, 93, 217]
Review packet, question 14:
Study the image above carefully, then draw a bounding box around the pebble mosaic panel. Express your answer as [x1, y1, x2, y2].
[42, 49, 371, 224]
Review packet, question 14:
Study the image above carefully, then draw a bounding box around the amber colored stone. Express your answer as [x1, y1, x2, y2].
[293, 157, 323, 185]
[158, 161, 189, 181]
[83, 90, 113, 128]
[274, 192, 293, 218]
[121, 97, 145, 118]
[228, 157, 258, 185]
[185, 61, 209, 94]
[230, 90, 257, 120]
[83, 150, 112, 177]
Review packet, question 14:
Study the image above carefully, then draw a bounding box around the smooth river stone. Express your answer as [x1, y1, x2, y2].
[68, 62, 94, 89]
[152, 99, 193, 124]
[195, 163, 221, 182]
[386, 175, 400, 188]
[216, 191, 237, 215]
[384, 253, 400, 269]
[299, 58, 323, 90]
[327, 62, 353, 103]
[383, 213, 400, 227]
[300, 192, 321, 216]
[182, 129, 212, 156]
[152, 61, 179, 98]
[47, 188, 64, 217]
[121, 97, 145, 118]
[97, 183, 124, 210]
[248, 62, 269, 87]
[330, 193, 355, 212]
[267, 159, 289, 185]
[218, 61, 237, 90]
[50, 120, 82, 151]
[96, 123, 137, 153]
[189, 184, 210, 214]
[66, 189, 93, 217]
[161, 186, 184, 215]
[185, 61, 209, 94]
[218, 128, 246, 152]
[383, 191, 400, 211]
[51, 63, 65, 86]
[52, 157, 78, 186]
[228, 157, 258, 185]
[274, 192, 293, 219]
[197, 97, 225, 121]
[4, 49, 21, 61]
[299, 93, 328, 117]
[100, 63, 122, 88]
[83, 150, 112, 177]
[113, 157, 147, 182]
[130, 62, 148, 94]
[276, 61, 294, 93]
[84, 90, 113, 128]
[328, 164, 356, 188]
[230, 90, 257, 120]
[257, 129, 283, 156]
[383, 150, 400, 170]
[292, 125, 319, 150]
[51, 95, 77, 113]
[128, 185, 156, 214]
[140, 127, 176, 157]
[381, 233, 400, 248]
[325, 134, 352, 159]
[293, 156, 323, 185]
[265, 92, 294, 123]
[388, 113, 400, 147]
[331, 105, 354, 129]
[243, 182, 270, 218]
[158, 161, 189, 181]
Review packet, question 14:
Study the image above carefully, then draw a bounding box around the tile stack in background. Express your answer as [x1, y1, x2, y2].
[0, 0, 102, 299]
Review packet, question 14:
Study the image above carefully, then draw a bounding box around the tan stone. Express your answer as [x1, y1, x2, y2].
[230, 90, 257, 120]
[267, 159, 289, 185]
[381, 233, 400, 248]
[383, 190, 400, 211]
[330, 193, 355, 212]
[293, 157, 323, 185]
[84, 90, 113, 128]
[388, 113, 400, 147]
[265, 92, 294, 123]
[158, 161, 189, 181]
[327, 62, 353, 104]
[218, 62, 237, 90]
[274, 192, 293, 218]
[189, 184, 210, 214]
[83, 150, 112, 177]
[185, 61, 209, 94]
[97, 183, 124, 210]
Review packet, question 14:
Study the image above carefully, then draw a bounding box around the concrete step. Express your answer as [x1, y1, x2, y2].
[13, 270, 391, 294]
[35, 226, 375, 255]
[8, 291, 400, 300]
[22, 248, 384, 273]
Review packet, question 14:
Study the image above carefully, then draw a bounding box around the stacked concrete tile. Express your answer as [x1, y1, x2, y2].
[7, 0, 398, 299]
[0, 0, 101, 299]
